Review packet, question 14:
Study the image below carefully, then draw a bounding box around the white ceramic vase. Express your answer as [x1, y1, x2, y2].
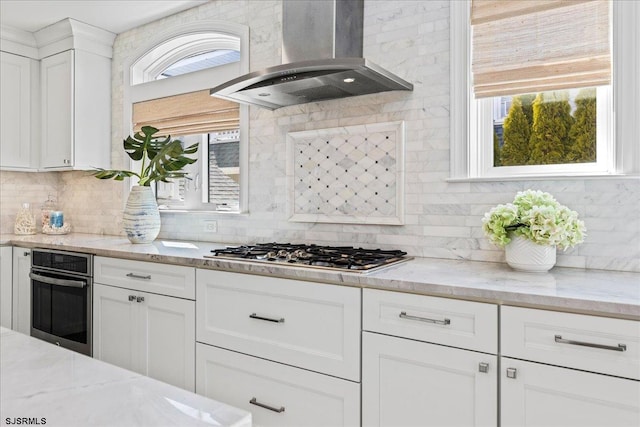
[505, 233, 556, 272]
[123, 186, 161, 244]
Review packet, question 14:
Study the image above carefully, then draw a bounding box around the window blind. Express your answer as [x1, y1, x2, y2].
[471, 0, 611, 98]
[132, 90, 239, 136]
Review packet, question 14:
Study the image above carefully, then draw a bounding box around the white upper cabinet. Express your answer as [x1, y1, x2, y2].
[0, 52, 39, 170]
[1, 19, 115, 171]
[36, 19, 115, 170]
[40, 49, 111, 170]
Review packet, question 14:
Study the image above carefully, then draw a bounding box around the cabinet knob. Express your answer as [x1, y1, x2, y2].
[24, 251, 30, 256]
[128, 295, 136, 302]
[506, 367, 517, 379]
[136, 296, 145, 303]
[478, 362, 489, 373]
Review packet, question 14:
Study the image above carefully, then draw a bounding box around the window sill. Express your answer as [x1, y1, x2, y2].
[446, 173, 639, 183]
[159, 209, 247, 216]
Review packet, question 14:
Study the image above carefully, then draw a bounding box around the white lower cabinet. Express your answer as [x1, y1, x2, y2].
[93, 283, 195, 391]
[12, 247, 31, 334]
[196, 343, 360, 427]
[501, 357, 640, 427]
[501, 305, 640, 427]
[362, 332, 497, 427]
[362, 289, 498, 427]
[0, 246, 13, 328]
[195, 268, 361, 426]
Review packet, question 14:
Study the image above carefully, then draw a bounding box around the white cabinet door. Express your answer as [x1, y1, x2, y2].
[40, 49, 111, 170]
[93, 283, 138, 371]
[93, 283, 195, 391]
[40, 50, 73, 169]
[362, 332, 497, 427]
[196, 343, 360, 427]
[0, 246, 13, 328]
[0, 52, 36, 170]
[11, 248, 31, 334]
[501, 357, 640, 427]
[139, 291, 195, 391]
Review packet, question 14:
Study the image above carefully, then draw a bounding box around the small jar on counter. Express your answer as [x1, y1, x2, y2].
[40, 195, 57, 230]
[15, 203, 36, 235]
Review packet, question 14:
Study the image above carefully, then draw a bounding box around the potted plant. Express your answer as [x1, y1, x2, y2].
[482, 190, 586, 272]
[93, 126, 198, 243]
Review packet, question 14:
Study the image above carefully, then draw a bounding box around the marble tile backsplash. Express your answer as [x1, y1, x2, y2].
[2, 0, 639, 273]
[288, 121, 404, 225]
[0, 171, 124, 236]
[0, 171, 60, 233]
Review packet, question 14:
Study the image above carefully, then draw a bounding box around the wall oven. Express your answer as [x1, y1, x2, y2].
[30, 248, 93, 356]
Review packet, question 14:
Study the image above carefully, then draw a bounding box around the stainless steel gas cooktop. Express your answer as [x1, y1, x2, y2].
[204, 243, 411, 273]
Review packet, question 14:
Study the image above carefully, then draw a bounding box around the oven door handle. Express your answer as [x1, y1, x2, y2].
[29, 272, 86, 288]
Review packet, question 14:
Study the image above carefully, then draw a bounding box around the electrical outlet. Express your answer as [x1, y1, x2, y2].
[203, 220, 217, 233]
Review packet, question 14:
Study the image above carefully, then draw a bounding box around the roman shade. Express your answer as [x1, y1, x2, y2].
[132, 89, 239, 136]
[471, 0, 611, 98]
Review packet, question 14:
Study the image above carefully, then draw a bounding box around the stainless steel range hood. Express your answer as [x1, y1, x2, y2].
[210, 0, 413, 110]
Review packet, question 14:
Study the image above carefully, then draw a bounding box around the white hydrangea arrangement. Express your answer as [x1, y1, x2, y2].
[482, 190, 586, 250]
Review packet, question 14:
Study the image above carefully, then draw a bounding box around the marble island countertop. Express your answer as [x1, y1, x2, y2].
[0, 327, 252, 427]
[2, 233, 639, 319]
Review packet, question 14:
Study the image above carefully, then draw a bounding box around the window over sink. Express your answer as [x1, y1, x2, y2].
[125, 21, 249, 212]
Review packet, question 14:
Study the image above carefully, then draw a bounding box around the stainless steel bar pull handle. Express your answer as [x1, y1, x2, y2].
[249, 313, 285, 323]
[554, 335, 627, 352]
[126, 273, 151, 280]
[29, 272, 86, 288]
[249, 397, 285, 413]
[399, 311, 451, 326]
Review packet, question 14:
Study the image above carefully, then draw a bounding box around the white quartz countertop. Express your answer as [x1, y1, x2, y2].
[2, 233, 639, 319]
[0, 327, 252, 427]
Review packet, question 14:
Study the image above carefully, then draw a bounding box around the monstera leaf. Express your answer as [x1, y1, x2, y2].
[92, 126, 199, 186]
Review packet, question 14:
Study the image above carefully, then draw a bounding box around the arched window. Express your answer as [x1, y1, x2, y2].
[124, 21, 249, 213]
[130, 32, 241, 85]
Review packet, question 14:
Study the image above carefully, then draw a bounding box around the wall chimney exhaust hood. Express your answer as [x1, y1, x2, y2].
[210, 0, 413, 110]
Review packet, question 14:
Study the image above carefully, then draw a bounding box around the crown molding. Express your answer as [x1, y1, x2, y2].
[1, 18, 116, 59]
[35, 18, 116, 59]
[0, 25, 39, 58]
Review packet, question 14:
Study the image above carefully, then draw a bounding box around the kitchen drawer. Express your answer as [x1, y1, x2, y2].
[363, 289, 498, 354]
[196, 343, 360, 427]
[94, 256, 195, 299]
[501, 306, 640, 380]
[196, 269, 361, 381]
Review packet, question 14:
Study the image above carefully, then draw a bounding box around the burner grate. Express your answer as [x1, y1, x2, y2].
[207, 243, 409, 272]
